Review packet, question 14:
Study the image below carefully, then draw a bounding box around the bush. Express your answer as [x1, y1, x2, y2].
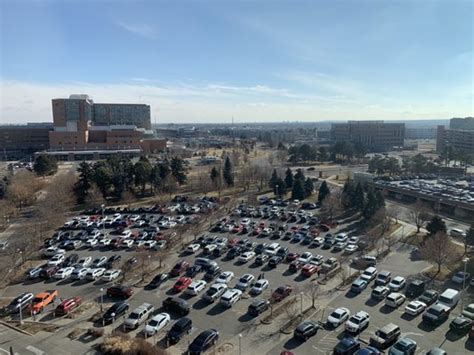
[100, 334, 167, 355]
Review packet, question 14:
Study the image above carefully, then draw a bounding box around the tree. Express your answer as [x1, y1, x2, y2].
[291, 178, 305, 200]
[320, 190, 344, 221]
[269, 169, 279, 189]
[223, 156, 234, 187]
[318, 181, 330, 203]
[353, 183, 365, 211]
[464, 224, 474, 254]
[304, 178, 314, 198]
[362, 188, 378, 220]
[149, 165, 162, 194]
[210, 167, 220, 185]
[74, 161, 92, 204]
[426, 215, 447, 237]
[294, 168, 305, 183]
[419, 232, 459, 275]
[284, 168, 294, 189]
[33, 155, 58, 176]
[274, 178, 286, 196]
[410, 202, 430, 233]
[170, 157, 187, 185]
[133, 157, 152, 194]
[317, 146, 328, 161]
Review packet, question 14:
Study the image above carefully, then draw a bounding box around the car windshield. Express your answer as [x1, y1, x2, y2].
[331, 310, 343, 319]
[129, 312, 140, 319]
[350, 316, 361, 324]
[149, 319, 159, 327]
[32, 297, 43, 303]
[428, 308, 442, 316]
[393, 342, 408, 351]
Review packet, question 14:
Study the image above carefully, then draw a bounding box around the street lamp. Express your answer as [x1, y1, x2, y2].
[461, 257, 469, 311]
[100, 288, 104, 313]
[238, 333, 242, 355]
[275, 184, 279, 198]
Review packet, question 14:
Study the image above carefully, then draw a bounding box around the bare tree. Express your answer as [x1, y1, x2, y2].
[419, 232, 460, 275]
[84, 183, 106, 209]
[320, 190, 344, 221]
[409, 201, 430, 233]
[307, 282, 321, 308]
[6, 170, 44, 209]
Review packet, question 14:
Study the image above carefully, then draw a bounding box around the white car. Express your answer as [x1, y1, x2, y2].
[388, 276, 406, 291]
[54, 267, 74, 279]
[216, 271, 234, 284]
[76, 256, 92, 268]
[144, 240, 157, 249]
[175, 215, 186, 224]
[238, 251, 256, 263]
[99, 238, 111, 247]
[345, 310, 370, 334]
[235, 273, 255, 291]
[91, 256, 108, 268]
[452, 271, 471, 284]
[250, 279, 269, 295]
[261, 228, 272, 236]
[360, 267, 377, 282]
[42, 247, 65, 257]
[298, 252, 313, 264]
[404, 300, 426, 316]
[187, 244, 200, 254]
[186, 280, 207, 296]
[48, 253, 65, 266]
[327, 307, 350, 328]
[335, 233, 348, 243]
[85, 268, 106, 281]
[121, 239, 134, 248]
[144, 313, 171, 336]
[85, 238, 98, 248]
[101, 269, 121, 282]
[385, 292, 406, 308]
[344, 244, 358, 254]
[204, 244, 217, 254]
[71, 267, 89, 280]
[203, 283, 228, 302]
[241, 218, 251, 226]
[312, 237, 324, 246]
[348, 236, 359, 245]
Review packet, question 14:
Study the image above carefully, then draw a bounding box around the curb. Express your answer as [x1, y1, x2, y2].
[0, 320, 34, 336]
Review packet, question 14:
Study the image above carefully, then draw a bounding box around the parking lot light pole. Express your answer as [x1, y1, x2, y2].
[19, 302, 23, 325]
[461, 257, 469, 311]
[100, 288, 104, 313]
[238, 333, 242, 355]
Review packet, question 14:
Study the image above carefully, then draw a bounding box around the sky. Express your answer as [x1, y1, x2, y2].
[0, 0, 473, 124]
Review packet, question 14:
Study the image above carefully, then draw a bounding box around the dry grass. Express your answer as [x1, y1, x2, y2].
[100, 334, 167, 355]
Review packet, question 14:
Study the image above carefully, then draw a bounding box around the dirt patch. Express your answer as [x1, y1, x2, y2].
[67, 327, 86, 340]
[68, 301, 97, 319]
[15, 321, 61, 334]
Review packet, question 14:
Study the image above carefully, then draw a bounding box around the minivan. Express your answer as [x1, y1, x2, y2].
[123, 303, 154, 330]
[437, 288, 460, 309]
[369, 323, 401, 349]
[220, 289, 242, 307]
[167, 317, 193, 344]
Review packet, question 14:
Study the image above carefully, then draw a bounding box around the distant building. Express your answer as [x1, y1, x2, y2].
[405, 127, 437, 139]
[0, 123, 53, 160]
[331, 121, 405, 152]
[437, 118, 474, 154]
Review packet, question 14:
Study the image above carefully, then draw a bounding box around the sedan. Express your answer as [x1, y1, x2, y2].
[173, 277, 192, 292]
[186, 244, 200, 254]
[185, 280, 207, 296]
[462, 303, 474, 320]
[144, 313, 171, 336]
[53, 267, 74, 279]
[345, 244, 358, 254]
[452, 271, 471, 284]
[188, 329, 219, 354]
[326, 307, 350, 328]
[250, 279, 269, 295]
[48, 254, 65, 266]
[91, 256, 108, 268]
[101, 269, 121, 282]
[235, 274, 255, 291]
[271, 285, 292, 302]
[238, 251, 256, 263]
[404, 300, 426, 316]
[216, 271, 234, 284]
[351, 278, 368, 293]
[388, 276, 406, 291]
[297, 252, 313, 264]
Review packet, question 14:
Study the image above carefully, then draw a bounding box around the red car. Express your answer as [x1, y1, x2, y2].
[232, 225, 242, 233]
[55, 296, 82, 316]
[258, 222, 265, 228]
[286, 252, 299, 262]
[227, 238, 239, 247]
[252, 228, 262, 236]
[170, 260, 190, 277]
[106, 286, 133, 298]
[173, 277, 192, 292]
[290, 226, 299, 232]
[272, 285, 293, 302]
[301, 264, 320, 277]
[319, 224, 330, 232]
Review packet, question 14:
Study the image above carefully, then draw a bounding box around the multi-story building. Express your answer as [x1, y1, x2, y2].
[437, 117, 474, 154]
[0, 123, 53, 160]
[331, 121, 405, 152]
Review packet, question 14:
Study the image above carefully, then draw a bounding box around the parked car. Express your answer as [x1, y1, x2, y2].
[351, 278, 368, 293]
[101, 269, 121, 282]
[203, 283, 228, 303]
[145, 273, 169, 289]
[186, 280, 207, 296]
[55, 296, 82, 316]
[451, 271, 471, 284]
[271, 285, 293, 302]
[418, 290, 439, 306]
[250, 279, 269, 295]
[345, 311, 370, 334]
[173, 277, 193, 292]
[385, 293, 406, 308]
[162, 297, 190, 315]
[388, 276, 406, 292]
[124, 302, 154, 330]
[327, 307, 350, 328]
[144, 312, 171, 336]
[422, 303, 451, 326]
[248, 298, 269, 316]
[462, 303, 474, 319]
[375, 271, 392, 286]
[102, 301, 129, 324]
[405, 279, 425, 298]
[235, 273, 255, 291]
[334, 337, 361, 354]
[220, 289, 242, 307]
[29, 290, 58, 313]
[170, 260, 190, 277]
[369, 323, 401, 350]
[294, 320, 319, 341]
[404, 300, 426, 316]
[166, 317, 193, 344]
[188, 329, 219, 354]
[449, 316, 472, 334]
[5, 292, 34, 314]
[388, 337, 417, 355]
[106, 286, 133, 299]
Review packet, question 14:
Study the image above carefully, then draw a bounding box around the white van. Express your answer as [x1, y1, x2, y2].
[450, 228, 466, 238]
[220, 289, 242, 307]
[264, 243, 280, 256]
[437, 288, 460, 309]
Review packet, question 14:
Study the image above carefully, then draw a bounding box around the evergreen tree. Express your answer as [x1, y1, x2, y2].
[362, 188, 378, 219]
[294, 168, 305, 182]
[284, 168, 294, 189]
[210, 167, 220, 184]
[375, 190, 385, 209]
[92, 161, 112, 198]
[304, 177, 314, 198]
[171, 157, 187, 185]
[353, 183, 365, 211]
[269, 169, 279, 189]
[158, 158, 171, 180]
[291, 178, 305, 200]
[223, 156, 234, 187]
[150, 165, 162, 193]
[318, 180, 330, 203]
[342, 180, 355, 208]
[317, 146, 328, 161]
[33, 155, 58, 176]
[426, 215, 447, 236]
[275, 178, 286, 196]
[133, 157, 152, 194]
[74, 161, 92, 204]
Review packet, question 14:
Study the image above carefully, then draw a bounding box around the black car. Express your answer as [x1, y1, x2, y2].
[204, 265, 221, 281]
[226, 246, 242, 259]
[5, 292, 34, 314]
[418, 290, 439, 306]
[102, 301, 129, 325]
[63, 254, 79, 267]
[186, 265, 203, 278]
[255, 243, 267, 255]
[422, 303, 451, 326]
[162, 297, 190, 315]
[294, 320, 319, 340]
[276, 246, 289, 259]
[106, 254, 121, 268]
[405, 280, 425, 298]
[268, 256, 283, 268]
[188, 329, 219, 354]
[449, 316, 472, 334]
[248, 299, 269, 316]
[334, 337, 361, 354]
[167, 317, 193, 344]
[145, 273, 169, 289]
[212, 245, 227, 257]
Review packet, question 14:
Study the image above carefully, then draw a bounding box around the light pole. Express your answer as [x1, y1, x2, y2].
[461, 257, 469, 311]
[238, 333, 242, 355]
[100, 288, 104, 313]
[275, 184, 279, 198]
[19, 302, 23, 325]
[300, 292, 304, 314]
[111, 312, 115, 325]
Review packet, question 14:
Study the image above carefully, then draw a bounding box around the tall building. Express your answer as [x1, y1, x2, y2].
[437, 117, 474, 154]
[0, 123, 53, 160]
[331, 121, 405, 152]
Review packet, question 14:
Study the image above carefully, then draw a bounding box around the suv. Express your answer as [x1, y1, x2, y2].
[371, 286, 390, 300]
[405, 279, 425, 298]
[203, 283, 227, 303]
[170, 260, 190, 276]
[188, 329, 219, 354]
[293, 320, 319, 341]
[345, 310, 370, 334]
[248, 298, 269, 316]
[375, 271, 392, 286]
[167, 317, 193, 344]
[422, 303, 451, 326]
[418, 290, 439, 306]
[369, 323, 401, 350]
[124, 303, 154, 330]
[102, 301, 129, 324]
[162, 297, 190, 316]
[6, 292, 34, 314]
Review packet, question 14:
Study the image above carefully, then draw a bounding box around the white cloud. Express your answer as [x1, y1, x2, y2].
[116, 21, 156, 39]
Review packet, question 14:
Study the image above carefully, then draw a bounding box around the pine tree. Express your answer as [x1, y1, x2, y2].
[426, 215, 447, 236]
[269, 169, 279, 189]
[275, 178, 286, 196]
[284, 168, 294, 189]
[33, 155, 58, 176]
[291, 178, 305, 200]
[304, 177, 314, 198]
[210, 167, 220, 184]
[318, 181, 330, 202]
[171, 157, 187, 185]
[74, 161, 92, 204]
[362, 188, 378, 219]
[353, 183, 365, 211]
[465, 224, 474, 253]
[158, 158, 171, 180]
[294, 168, 305, 182]
[223, 156, 234, 187]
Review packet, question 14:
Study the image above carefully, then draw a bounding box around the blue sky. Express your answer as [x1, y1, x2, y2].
[1, 0, 472, 123]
